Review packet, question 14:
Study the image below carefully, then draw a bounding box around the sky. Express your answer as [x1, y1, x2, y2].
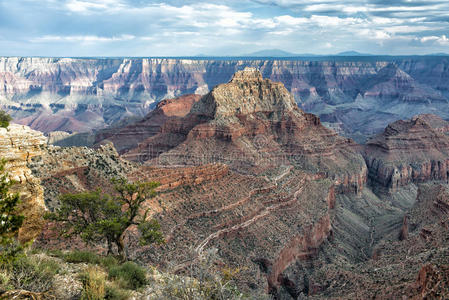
[0, 0, 448, 56]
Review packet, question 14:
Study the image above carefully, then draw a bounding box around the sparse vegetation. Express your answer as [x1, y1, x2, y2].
[46, 178, 165, 261]
[0, 255, 61, 299]
[156, 248, 252, 300]
[80, 266, 106, 300]
[108, 261, 147, 290]
[104, 283, 130, 300]
[0, 159, 25, 267]
[0, 110, 11, 128]
[64, 249, 101, 265]
[7, 255, 60, 292]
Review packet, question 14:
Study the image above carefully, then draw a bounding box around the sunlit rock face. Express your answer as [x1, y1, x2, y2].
[118, 68, 367, 193]
[0, 124, 47, 243]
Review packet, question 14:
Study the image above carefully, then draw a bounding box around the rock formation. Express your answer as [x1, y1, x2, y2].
[29, 142, 134, 210]
[0, 124, 47, 243]
[364, 114, 449, 192]
[95, 94, 201, 154]
[2, 57, 449, 142]
[121, 68, 367, 193]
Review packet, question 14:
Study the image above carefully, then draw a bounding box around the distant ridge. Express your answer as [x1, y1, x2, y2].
[240, 49, 373, 57]
[336, 51, 373, 56]
[426, 53, 449, 56]
[242, 49, 303, 57]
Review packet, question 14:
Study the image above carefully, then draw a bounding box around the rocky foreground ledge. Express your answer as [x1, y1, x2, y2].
[0, 124, 47, 243]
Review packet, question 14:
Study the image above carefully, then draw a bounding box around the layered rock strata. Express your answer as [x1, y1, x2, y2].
[121, 68, 367, 193]
[2, 56, 449, 142]
[364, 114, 449, 192]
[95, 94, 201, 154]
[0, 124, 47, 242]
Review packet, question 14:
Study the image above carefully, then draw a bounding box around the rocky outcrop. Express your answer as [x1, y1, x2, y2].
[119, 68, 367, 194]
[2, 57, 449, 142]
[129, 163, 229, 192]
[0, 124, 47, 243]
[95, 94, 201, 154]
[364, 114, 449, 192]
[29, 142, 134, 210]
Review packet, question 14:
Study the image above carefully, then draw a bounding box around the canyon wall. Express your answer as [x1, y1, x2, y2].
[364, 114, 449, 192]
[1, 56, 449, 141]
[0, 124, 47, 242]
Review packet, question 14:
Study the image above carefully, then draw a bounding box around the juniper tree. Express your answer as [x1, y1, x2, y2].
[0, 159, 24, 266]
[47, 178, 164, 261]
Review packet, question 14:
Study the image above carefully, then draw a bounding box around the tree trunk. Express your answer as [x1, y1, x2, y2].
[107, 240, 113, 256]
[116, 235, 126, 262]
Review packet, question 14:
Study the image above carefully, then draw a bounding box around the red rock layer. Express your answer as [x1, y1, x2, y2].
[126, 164, 337, 296]
[364, 114, 449, 191]
[95, 94, 201, 153]
[121, 69, 367, 192]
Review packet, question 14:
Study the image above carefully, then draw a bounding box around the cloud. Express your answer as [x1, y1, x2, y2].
[31, 34, 135, 42]
[416, 35, 449, 46]
[0, 0, 449, 56]
[66, 0, 125, 13]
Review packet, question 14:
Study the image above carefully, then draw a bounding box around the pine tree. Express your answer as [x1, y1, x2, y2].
[47, 178, 164, 261]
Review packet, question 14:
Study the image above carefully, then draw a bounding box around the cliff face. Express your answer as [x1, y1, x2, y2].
[95, 94, 201, 153]
[0, 124, 47, 243]
[2, 57, 449, 141]
[364, 114, 449, 192]
[119, 68, 367, 193]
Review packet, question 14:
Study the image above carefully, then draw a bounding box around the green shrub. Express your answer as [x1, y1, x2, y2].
[100, 255, 120, 270]
[108, 261, 147, 290]
[0, 270, 11, 291]
[64, 250, 100, 265]
[0, 111, 11, 128]
[79, 266, 106, 300]
[7, 255, 60, 293]
[45, 249, 65, 259]
[104, 284, 130, 300]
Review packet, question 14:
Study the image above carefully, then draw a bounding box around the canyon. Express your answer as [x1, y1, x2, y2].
[2, 68, 449, 298]
[1, 56, 449, 142]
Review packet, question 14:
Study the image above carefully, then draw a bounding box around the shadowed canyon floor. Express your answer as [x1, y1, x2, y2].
[4, 68, 448, 299]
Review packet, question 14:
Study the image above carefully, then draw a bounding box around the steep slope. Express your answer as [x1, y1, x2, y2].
[364, 114, 449, 192]
[305, 183, 449, 299]
[122, 68, 367, 191]
[0, 124, 47, 243]
[95, 94, 201, 153]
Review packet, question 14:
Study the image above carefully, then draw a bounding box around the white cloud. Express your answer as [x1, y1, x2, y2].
[310, 15, 361, 27]
[3, 0, 449, 56]
[31, 34, 135, 42]
[274, 15, 308, 26]
[419, 35, 449, 45]
[66, 0, 125, 13]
